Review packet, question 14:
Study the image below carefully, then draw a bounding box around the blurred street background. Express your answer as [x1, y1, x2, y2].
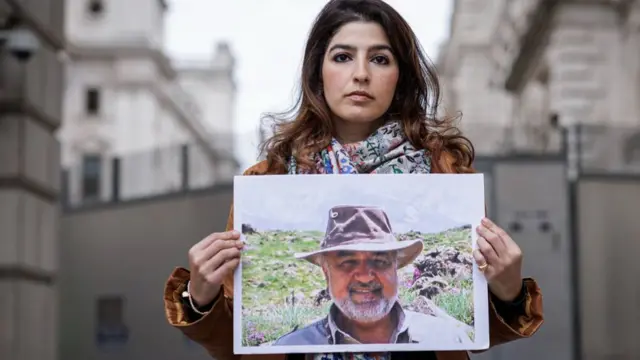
[1, 0, 639, 359]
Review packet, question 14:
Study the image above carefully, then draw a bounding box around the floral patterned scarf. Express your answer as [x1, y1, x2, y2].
[287, 121, 431, 175]
[286, 120, 432, 360]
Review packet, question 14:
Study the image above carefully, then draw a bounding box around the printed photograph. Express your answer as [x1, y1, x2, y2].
[232, 174, 489, 354]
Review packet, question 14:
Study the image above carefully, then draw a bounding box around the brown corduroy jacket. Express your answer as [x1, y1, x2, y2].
[163, 151, 544, 360]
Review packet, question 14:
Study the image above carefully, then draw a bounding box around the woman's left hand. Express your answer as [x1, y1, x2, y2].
[473, 217, 524, 302]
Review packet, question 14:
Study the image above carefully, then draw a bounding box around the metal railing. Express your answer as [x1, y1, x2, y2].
[461, 122, 640, 174]
[569, 123, 640, 175]
[60, 123, 640, 209]
[61, 141, 240, 209]
[461, 122, 565, 156]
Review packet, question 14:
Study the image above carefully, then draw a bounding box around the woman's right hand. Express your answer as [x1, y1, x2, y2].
[188, 230, 244, 307]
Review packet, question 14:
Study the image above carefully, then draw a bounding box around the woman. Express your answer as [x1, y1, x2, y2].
[163, 1, 544, 359]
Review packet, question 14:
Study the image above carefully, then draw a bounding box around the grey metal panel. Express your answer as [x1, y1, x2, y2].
[483, 162, 573, 360]
[577, 180, 640, 360]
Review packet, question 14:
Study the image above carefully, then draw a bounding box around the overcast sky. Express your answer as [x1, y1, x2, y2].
[164, 0, 453, 169]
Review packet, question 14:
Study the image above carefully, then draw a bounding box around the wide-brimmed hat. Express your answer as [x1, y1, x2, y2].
[294, 205, 424, 268]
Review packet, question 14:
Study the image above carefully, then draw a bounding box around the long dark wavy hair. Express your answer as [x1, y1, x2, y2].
[259, 0, 474, 174]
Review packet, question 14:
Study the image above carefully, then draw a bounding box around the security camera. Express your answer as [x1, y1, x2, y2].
[0, 27, 40, 63]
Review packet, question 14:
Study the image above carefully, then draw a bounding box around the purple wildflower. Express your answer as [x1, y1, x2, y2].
[248, 331, 265, 344]
[413, 268, 421, 282]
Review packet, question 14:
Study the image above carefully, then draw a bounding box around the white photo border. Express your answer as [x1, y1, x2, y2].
[232, 174, 490, 354]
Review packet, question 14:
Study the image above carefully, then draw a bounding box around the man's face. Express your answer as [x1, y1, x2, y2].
[321, 250, 398, 323]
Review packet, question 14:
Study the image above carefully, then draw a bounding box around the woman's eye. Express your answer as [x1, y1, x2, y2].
[372, 55, 389, 65]
[333, 54, 350, 62]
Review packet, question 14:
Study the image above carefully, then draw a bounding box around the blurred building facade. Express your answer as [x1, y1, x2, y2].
[437, 2, 640, 359]
[58, 0, 239, 207]
[438, 0, 640, 169]
[0, 1, 65, 360]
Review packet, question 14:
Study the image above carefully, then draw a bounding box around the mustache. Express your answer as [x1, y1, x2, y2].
[348, 281, 383, 292]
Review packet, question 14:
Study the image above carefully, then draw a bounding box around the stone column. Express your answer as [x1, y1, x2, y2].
[0, 1, 66, 360]
[546, 2, 622, 125]
[454, 45, 515, 155]
[546, 2, 631, 170]
[621, 1, 640, 126]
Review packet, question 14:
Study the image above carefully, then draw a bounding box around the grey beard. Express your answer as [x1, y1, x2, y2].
[329, 286, 397, 323]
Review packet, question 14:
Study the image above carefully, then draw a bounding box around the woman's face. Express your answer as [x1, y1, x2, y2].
[321, 21, 399, 131]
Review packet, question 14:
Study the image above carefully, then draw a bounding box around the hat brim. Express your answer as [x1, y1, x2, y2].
[294, 238, 424, 269]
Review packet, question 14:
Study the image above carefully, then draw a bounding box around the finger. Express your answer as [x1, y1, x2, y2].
[485, 220, 520, 254]
[193, 238, 243, 267]
[220, 257, 241, 275]
[201, 246, 242, 275]
[205, 257, 241, 285]
[191, 230, 240, 251]
[472, 249, 486, 266]
[472, 249, 494, 278]
[191, 235, 216, 252]
[481, 218, 511, 244]
[212, 230, 241, 241]
[477, 236, 499, 264]
[477, 225, 506, 257]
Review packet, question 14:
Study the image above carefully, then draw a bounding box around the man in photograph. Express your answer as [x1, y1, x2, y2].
[272, 205, 474, 346]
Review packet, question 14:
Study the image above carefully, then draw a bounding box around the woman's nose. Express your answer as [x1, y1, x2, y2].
[352, 59, 370, 83]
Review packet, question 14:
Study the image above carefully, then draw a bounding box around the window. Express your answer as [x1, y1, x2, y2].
[81, 154, 101, 200]
[95, 295, 128, 346]
[87, 0, 105, 17]
[549, 113, 559, 128]
[85, 87, 101, 115]
[629, 147, 640, 165]
[624, 132, 640, 165]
